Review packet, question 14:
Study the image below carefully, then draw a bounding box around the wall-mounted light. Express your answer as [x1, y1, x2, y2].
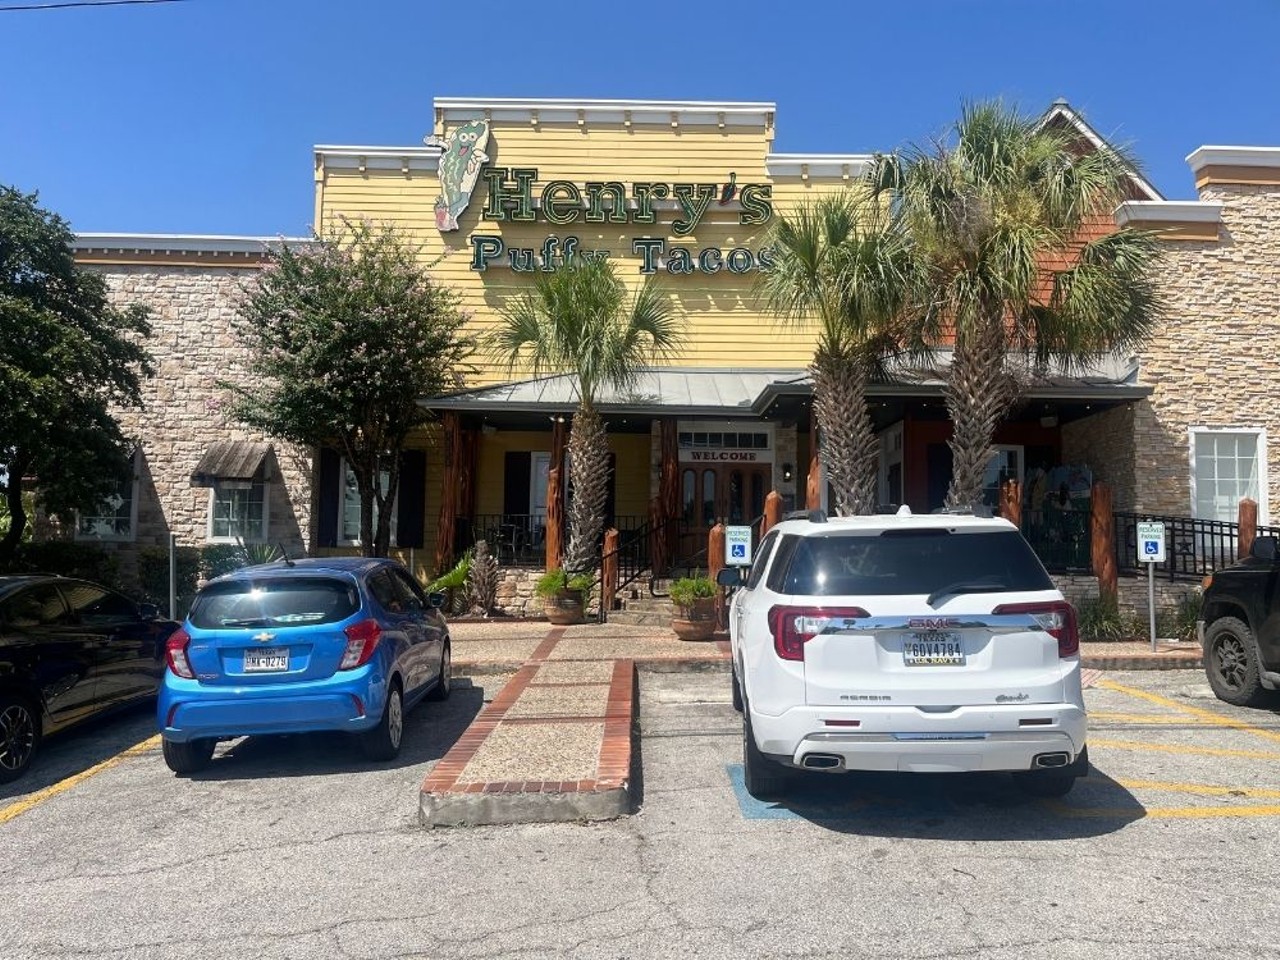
[782, 462, 794, 483]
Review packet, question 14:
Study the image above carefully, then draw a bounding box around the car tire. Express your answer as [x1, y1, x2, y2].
[731, 665, 743, 713]
[0, 694, 42, 784]
[742, 703, 790, 801]
[361, 682, 404, 761]
[1015, 745, 1088, 799]
[1204, 617, 1270, 707]
[162, 737, 215, 776]
[427, 643, 452, 702]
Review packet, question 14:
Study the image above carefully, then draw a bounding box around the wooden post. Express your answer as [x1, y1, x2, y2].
[602, 527, 619, 615]
[433, 412, 461, 576]
[806, 408, 822, 511]
[647, 497, 667, 576]
[999, 479, 1022, 527]
[659, 418, 679, 571]
[545, 416, 567, 570]
[1090, 480, 1118, 601]
[708, 522, 726, 631]
[1238, 498, 1258, 560]
[763, 490, 783, 536]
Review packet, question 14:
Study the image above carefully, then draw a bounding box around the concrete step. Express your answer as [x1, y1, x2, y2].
[606, 611, 673, 627]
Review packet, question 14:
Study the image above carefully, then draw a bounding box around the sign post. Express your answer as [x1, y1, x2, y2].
[725, 525, 753, 568]
[1135, 521, 1166, 652]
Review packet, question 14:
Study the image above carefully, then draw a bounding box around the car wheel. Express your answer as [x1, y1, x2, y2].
[161, 737, 215, 776]
[742, 703, 790, 801]
[361, 682, 404, 761]
[427, 643, 452, 702]
[1204, 617, 1269, 707]
[1015, 745, 1088, 799]
[730, 665, 743, 713]
[0, 694, 42, 784]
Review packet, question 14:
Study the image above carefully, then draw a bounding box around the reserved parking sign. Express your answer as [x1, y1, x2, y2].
[725, 526, 753, 566]
[1136, 521, 1166, 563]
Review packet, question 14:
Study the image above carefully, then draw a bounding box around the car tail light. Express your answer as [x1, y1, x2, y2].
[165, 628, 195, 679]
[994, 601, 1079, 658]
[340, 619, 382, 670]
[767, 606, 869, 661]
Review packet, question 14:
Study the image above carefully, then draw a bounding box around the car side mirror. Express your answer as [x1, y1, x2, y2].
[427, 592, 446, 609]
[137, 602, 161, 621]
[716, 567, 745, 588]
[1250, 536, 1279, 562]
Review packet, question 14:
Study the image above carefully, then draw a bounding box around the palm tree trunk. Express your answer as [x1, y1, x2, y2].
[564, 402, 609, 574]
[812, 344, 878, 516]
[944, 322, 1014, 509]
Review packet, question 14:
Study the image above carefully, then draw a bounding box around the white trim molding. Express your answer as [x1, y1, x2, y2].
[765, 153, 874, 180]
[1187, 146, 1280, 174]
[1114, 200, 1224, 228]
[434, 97, 776, 129]
[1188, 425, 1269, 526]
[74, 233, 311, 256]
[315, 145, 442, 174]
[1040, 100, 1164, 201]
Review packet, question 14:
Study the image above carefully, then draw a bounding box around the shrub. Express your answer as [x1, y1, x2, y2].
[138, 545, 201, 610]
[428, 552, 472, 593]
[669, 575, 715, 610]
[200, 543, 244, 579]
[8, 541, 120, 588]
[1158, 590, 1203, 642]
[536, 568, 593, 598]
[467, 539, 499, 617]
[1076, 593, 1133, 642]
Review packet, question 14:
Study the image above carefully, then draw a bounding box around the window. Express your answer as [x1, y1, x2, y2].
[209, 472, 268, 543]
[76, 450, 139, 542]
[746, 532, 778, 590]
[60, 582, 138, 625]
[189, 577, 359, 629]
[0, 585, 70, 628]
[1191, 428, 1267, 523]
[981, 446, 1023, 510]
[340, 460, 396, 546]
[390, 568, 427, 611]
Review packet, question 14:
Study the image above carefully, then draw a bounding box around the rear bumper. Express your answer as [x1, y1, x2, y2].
[158, 668, 384, 742]
[752, 702, 1087, 774]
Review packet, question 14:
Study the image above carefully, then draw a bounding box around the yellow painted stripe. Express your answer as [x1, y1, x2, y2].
[1089, 711, 1209, 725]
[1090, 737, 1280, 762]
[1116, 778, 1280, 800]
[0, 735, 160, 827]
[1098, 679, 1280, 745]
[1048, 802, 1280, 820]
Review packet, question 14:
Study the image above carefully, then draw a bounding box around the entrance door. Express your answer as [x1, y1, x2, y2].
[678, 464, 771, 564]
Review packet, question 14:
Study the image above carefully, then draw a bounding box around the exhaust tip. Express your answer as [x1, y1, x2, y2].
[801, 753, 843, 770]
[1033, 752, 1070, 769]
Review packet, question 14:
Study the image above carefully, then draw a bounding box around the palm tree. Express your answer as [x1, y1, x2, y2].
[490, 258, 681, 574]
[759, 192, 911, 515]
[870, 100, 1164, 507]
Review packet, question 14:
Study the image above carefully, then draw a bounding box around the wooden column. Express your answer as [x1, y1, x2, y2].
[1090, 480, 1118, 601]
[1238, 498, 1258, 559]
[708, 522, 726, 630]
[602, 527, 619, 615]
[545, 416, 567, 571]
[648, 497, 667, 577]
[806, 408, 822, 511]
[433, 412, 461, 575]
[659, 418, 679, 572]
[999, 479, 1022, 527]
[763, 490, 783, 536]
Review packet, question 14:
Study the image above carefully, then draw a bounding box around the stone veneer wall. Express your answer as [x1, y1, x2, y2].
[79, 264, 313, 583]
[1132, 184, 1280, 518]
[1054, 574, 1198, 620]
[1061, 403, 1138, 511]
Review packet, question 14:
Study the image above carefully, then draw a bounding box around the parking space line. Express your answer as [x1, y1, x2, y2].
[1115, 778, 1280, 800]
[1047, 800, 1280, 820]
[1089, 711, 1211, 725]
[1091, 737, 1280, 761]
[1097, 679, 1280, 745]
[0, 735, 160, 828]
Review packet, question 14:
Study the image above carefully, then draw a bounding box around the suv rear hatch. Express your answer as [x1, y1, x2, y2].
[769, 527, 1076, 708]
[185, 575, 362, 684]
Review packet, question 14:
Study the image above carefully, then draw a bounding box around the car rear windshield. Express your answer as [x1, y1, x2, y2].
[768, 530, 1053, 597]
[189, 577, 360, 629]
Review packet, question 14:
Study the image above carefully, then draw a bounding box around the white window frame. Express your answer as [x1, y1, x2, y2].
[206, 477, 271, 544]
[982, 445, 1025, 508]
[75, 449, 140, 543]
[338, 458, 398, 547]
[1188, 426, 1269, 525]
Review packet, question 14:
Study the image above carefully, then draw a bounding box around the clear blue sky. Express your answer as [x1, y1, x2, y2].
[3, 0, 1277, 236]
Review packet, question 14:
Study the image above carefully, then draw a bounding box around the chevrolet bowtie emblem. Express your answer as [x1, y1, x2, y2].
[251, 632, 276, 643]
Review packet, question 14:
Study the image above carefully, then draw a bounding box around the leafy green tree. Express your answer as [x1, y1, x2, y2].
[760, 193, 911, 515]
[0, 186, 153, 566]
[490, 258, 681, 574]
[229, 220, 475, 557]
[870, 100, 1164, 507]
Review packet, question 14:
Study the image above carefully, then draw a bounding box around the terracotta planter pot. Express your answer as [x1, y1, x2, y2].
[672, 596, 716, 641]
[543, 588, 585, 625]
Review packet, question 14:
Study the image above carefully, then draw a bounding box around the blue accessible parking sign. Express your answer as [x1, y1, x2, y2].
[725, 525, 753, 566]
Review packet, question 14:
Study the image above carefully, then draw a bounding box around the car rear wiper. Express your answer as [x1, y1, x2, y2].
[926, 581, 1010, 606]
[218, 617, 273, 627]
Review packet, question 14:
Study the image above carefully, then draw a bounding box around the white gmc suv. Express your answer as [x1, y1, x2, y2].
[720, 508, 1088, 801]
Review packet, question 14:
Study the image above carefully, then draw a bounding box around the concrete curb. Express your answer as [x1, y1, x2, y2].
[1081, 652, 1202, 671]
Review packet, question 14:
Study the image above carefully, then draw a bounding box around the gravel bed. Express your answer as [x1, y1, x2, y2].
[549, 637, 725, 661]
[452, 636, 545, 663]
[504, 684, 611, 719]
[532, 661, 615, 684]
[456, 721, 604, 783]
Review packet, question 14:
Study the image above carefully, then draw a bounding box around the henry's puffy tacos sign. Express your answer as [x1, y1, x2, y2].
[426, 119, 775, 275]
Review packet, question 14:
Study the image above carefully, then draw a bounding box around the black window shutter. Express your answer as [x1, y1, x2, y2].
[317, 448, 341, 548]
[396, 449, 427, 549]
[503, 452, 531, 516]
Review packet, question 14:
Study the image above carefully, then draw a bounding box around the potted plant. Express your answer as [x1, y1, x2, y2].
[669, 575, 717, 641]
[536, 569, 593, 625]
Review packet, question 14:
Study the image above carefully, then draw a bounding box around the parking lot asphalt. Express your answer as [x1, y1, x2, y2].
[3, 668, 1280, 960]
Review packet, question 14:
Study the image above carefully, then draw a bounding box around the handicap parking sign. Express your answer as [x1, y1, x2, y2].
[1136, 521, 1166, 563]
[725, 526, 753, 567]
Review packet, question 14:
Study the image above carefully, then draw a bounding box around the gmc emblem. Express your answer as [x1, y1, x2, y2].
[907, 618, 960, 630]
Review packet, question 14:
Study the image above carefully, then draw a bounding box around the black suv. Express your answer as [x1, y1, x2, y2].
[1199, 536, 1280, 707]
[0, 575, 179, 782]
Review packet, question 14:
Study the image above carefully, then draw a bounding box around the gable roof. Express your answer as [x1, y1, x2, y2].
[1040, 99, 1164, 201]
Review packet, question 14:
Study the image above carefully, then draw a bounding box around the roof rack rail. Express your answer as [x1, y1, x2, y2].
[931, 504, 994, 519]
[874, 503, 901, 515]
[783, 509, 827, 523]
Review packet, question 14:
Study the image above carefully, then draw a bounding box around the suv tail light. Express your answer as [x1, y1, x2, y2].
[165, 628, 195, 679]
[767, 606, 869, 661]
[993, 601, 1079, 658]
[340, 619, 382, 670]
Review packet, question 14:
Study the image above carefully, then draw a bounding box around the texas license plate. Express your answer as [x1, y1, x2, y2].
[243, 647, 289, 672]
[903, 632, 965, 666]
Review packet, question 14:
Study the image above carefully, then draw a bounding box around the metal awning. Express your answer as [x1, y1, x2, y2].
[190, 440, 271, 488]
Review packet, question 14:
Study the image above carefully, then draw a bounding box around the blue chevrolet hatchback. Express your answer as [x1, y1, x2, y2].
[158, 557, 451, 774]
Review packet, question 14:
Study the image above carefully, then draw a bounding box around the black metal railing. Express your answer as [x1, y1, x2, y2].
[593, 519, 659, 622]
[1114, 512, 1242, 582]
[456, 514, 546, 566]
[1021, 507, 1092, 573]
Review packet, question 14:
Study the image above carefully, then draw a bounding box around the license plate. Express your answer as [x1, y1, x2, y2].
[243, 647, 290, 672]
[903, 632, 965, 666]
